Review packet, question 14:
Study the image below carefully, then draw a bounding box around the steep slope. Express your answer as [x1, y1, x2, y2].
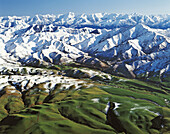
[0, 13, 169, 81]
[0, 13, 170, 134]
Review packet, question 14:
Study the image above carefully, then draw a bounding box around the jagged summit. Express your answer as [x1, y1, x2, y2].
[0, 13, 169, 80]
[0, 13, 170, 29]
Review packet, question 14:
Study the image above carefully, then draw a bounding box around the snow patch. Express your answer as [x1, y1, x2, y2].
[105, 102, 121, 113]
[91, 98, 99, 103]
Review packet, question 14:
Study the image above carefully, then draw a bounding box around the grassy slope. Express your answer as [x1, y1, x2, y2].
[0, 66, 169, 134]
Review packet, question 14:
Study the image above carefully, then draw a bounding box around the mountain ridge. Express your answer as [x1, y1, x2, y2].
[0, 13, 169, 81]
[0, 13, 170, 134]
[1, 13, 170, 29]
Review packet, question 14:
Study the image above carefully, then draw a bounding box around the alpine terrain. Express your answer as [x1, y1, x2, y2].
[0, 13, 169, 134]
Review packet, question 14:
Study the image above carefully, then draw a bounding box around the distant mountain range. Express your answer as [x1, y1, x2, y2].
[0, 13, 169, 81]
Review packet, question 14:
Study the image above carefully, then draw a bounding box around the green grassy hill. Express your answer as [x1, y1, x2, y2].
[0, 66, 169, 134]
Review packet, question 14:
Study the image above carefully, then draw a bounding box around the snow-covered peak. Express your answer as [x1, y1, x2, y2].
[0, 13, 169, 79]
[1, 13, 169, 29]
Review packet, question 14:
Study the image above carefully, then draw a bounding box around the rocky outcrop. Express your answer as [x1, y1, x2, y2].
[106, 102, 127, 133]
[150, 116, 165, 130]
[64, 69, 91, 79]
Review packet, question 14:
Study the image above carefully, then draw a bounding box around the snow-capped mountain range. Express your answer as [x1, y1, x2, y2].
[0, 12, 169, 80]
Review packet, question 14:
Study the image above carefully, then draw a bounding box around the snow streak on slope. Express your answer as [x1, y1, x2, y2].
[0, 13, 169, 79]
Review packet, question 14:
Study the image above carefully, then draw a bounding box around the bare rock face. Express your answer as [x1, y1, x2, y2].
[77, 56, 109, 70]
[106, 102, 127, 133]
[151, 116, 165, 130]
[64, 69, 91, 79]
[111, 63, 136, 78]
